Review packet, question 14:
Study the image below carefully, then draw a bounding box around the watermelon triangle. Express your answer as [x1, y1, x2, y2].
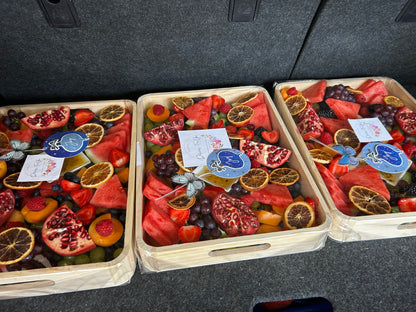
[250, 184, 293, 207]
[249, 103, 272, 130]
[358, 80, 388, 104]
[357, 79, 377, 91]
[183, 97, 212, 128]
[90, 175, 127, 209]
[114, 111, 131, 125]
[107, 120, 131, 151]
[320, 117, 352, 135]
[7, 129, 33, 143]
[85, 134, 124, 163]
[244, 92, 265, 108]
[325, 98, 360, 120]
[302, 79, 327, 103]
[315, 162, 343, 190]
[339, 165, 390, 201]
[101, 132, 127, 151]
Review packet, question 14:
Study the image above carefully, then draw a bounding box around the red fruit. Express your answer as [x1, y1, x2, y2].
[355, 93, 367, 104]
[359, 104, 370, 117]
[70, 188, 93, 208]
[21, 106, 70, 130]
[169, 208, 190, 227]
[305, 197, 316, 212]
[320, 117, 352, 135]
[212, 193, 259, 237]
[109, 148, 130, 168]
[219, 103, 232, 114]
[168, 112, 184, 123]
[7, 129, 33, 143]
[402, 142, 416, 158]
[183, 97, 213, 128]
[95, 219, 114, 236]
[328, 156, 349, 178]
[144, 118, 184, 146]
[143, 171, 174, 201]
[178, 225, 202, 243]
[42, 205, 96, 256]
[301, 79, 326, 103]
[398, 198, 416, 212]
[250, 159, 262, 168]
[60, 178, 82, 192]
[395, 106, 416, 135]
[287, 87, 298, 96]
[225, 124, 237, 134]
[296, 104, 324, 140]
[74, 109, 95, 127]
[261, 129, 279, 144]
[212, 95, 226, 111]
[0, 116, 7, 132]
[90, 175, 127, 209]
[151, 104, 166, 116]
[236, 128, 255, 140]
[240, 194, 255, 207]
[26, 197, 46, 211]
[325, 98, 360, 120]
[240, 140, 291, 169]
[388, 129, 405, 144]
[250, 103, 272, 131]
[209, 119, 224, 129]
[319, 131, 333, 145]
[250, 184, 293, 207]
[202, 186, 226, 200]
[75, 204, 96, 225]
[0, 189, 15, 227]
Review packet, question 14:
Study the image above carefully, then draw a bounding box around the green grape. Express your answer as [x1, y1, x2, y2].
[250, 201, 261, 210]
[58, 257, 75, 266]
[218, 112, 227, 119]
[74, 254, 91, 265]
[30, 223, 43, 232]
[144, 122, 155, 132]
[113, 248, 123, 259]
[402, 171, 412, 184]
[213, 113, 220, 122]
[149, 144, 161, 154]
[90, 247, 106, 263]
[62, 200, 73, 209]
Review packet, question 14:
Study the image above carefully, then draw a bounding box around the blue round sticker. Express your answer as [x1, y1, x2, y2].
[43, 131, 89, 158]
[362, 142, 410, 173]
[207, 148, 251, 178]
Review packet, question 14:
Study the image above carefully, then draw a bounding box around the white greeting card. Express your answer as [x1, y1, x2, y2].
[18, 154, 64, 182]
[178, 128, 232, 167]
[348, 118, 392, 142]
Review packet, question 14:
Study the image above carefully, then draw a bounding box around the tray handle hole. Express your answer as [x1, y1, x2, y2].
[208, 243, 270, 257]
[397, 222, 416, 230]
[0, 280, 55, 292]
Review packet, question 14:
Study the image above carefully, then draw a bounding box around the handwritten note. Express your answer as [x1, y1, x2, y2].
[348, 118, 392, 142]
[18, 154, 64, 182]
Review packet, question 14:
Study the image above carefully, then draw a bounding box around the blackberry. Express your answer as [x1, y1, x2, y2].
[398, 180, 409, 193]
[317, 109, 335, 118]
[411, 171, 416, 183]
[406, 183, 416, 196]
[254, 126, 267, 137]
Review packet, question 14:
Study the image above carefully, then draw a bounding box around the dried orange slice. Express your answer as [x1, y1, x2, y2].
[309, 149, 333, 164]
[99, 104, 125, 122]
[283, 201, 315, 230]
[0, 131, 9, 149]
[270, 167, 300, 186]
[75, 123, 105, 148]
[80, 162, 114, 188]
[0, 227, 35, 265]
[383, 95, 404, 108]
[346, 87, 363, 95]
[168, 193, 196, 210]
[234, 92, 258, 106]
[348, 185, 391, 215]
[334, 129, 360, 150]
[240, 168, 270, 191]
[285, 94, 307, 115]
[171, 96, 194, 111]
[175, 148, 197, 172]
[227, 105, 254, 126]
[3, 173, 42, 190]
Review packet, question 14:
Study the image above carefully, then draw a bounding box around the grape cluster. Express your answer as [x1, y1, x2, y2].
[2, 109, 26, 131]
[368, 104, 398, 127]
[152, 151, 180, 177]
[229, 182, 250, 197]
[188, 196, 222, 240]
[324, 84, 356, 102]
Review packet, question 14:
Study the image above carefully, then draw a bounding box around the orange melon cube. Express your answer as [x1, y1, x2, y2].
[254, 210, 282, 226]
[256, 224, 282, 234]
[272, 205, 286, 216]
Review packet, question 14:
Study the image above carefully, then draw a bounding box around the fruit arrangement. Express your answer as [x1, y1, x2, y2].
[279, 79, 416, 217]
[0, 104, 132, 271]
[142, 91, 323, 247]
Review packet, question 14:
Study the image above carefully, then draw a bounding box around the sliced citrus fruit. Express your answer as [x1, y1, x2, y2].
[383, 95, 404, 108]
[0, 131, 10, 149]
[80, 162, 114, 188]
[239, 168, 270, 191]
[227, 105, 254, 126]
[167, 193, 196, 210]
[346, 87, 363, 94]
[75, 123, 105, 148]
[270, 167, 300, 186]
[283, 201, 315, 230]
[175, 148, 197, 172]
[348, 185, 391, 215]
[0, 227, 35, 265]
[234, 92, 258, 106]
[334, 129, 360, 150]
[3, 172, 42, 190]
[285, 94, 307, 115]
[309, 149, 333, 164]
[99, 104, 125, 122]
[171, 96, 194, 111]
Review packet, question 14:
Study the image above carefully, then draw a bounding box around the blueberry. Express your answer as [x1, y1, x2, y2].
[63, 172, 80, 184]
[51, 184, 62, 192]
[56, 194, 65, 204]
[32, 189, 41, 197]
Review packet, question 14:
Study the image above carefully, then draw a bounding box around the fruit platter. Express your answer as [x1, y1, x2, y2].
[136, 86, 331, 272]
[0, 100, 136, 299]
[274, 77, 416, 241]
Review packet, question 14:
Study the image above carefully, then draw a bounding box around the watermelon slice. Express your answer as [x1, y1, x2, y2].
[357, 79, 377, 91]
[183, 97, 212, 128]
[243, 92, 265, 108]
[359, 80, 389, 104]
[90, 175, 127, 209]
[142, 200, 179, 246]
[325, 179, 355, 216]
[325, 98, 360, 120]
[249, 103, 272, 131]
[101, 132, 127, 151]
[143, 171, 174, 202]
[7, 129, 33, 143]
[315, 162, 343, 190]
[114, 111, 131, 125]
[320, 117, 352, 135]
[107, 120, 132, 151]
[339, 165, 390, 201]
[250, 184, 293, 208]
[85, 134, 124, 163]
[302, 79, 327, 103]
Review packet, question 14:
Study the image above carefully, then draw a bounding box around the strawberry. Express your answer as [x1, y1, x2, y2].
[225, 124, 237, 134]
[210, 119, 224, 129]
[202, 186, 225, 200]
[168, 208, 190, 227]
[70, 188, 93, 208]
[74, 109, 95, 127]
[219, 103, 232, 114]
[212, 94, 225, 111]
[287, 87, 298, 96]
[398, 197, 416, 212]
[261, 129, 279, 144]
[26, 197, 46, 211]
[76, 204, 96, 225]
[305, 197, 316, 213]
[320, 131, 333, 145]
[178, 225, 201, 243]
[95, 219, 114, 236]
[109, 149, 130, 168]
[168, 112, 184, 123]
[388, 129, 405, 144]
[236, 128, 254, 140]
[60, 179, 82, 193]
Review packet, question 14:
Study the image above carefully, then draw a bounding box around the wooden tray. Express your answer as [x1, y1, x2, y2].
[136, 86, 332, 272]
[0, 100, 136, 299]
[274, 77, 416, 242]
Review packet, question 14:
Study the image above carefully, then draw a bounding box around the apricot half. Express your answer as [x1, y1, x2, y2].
[88, 213, 123, 247]
[21, 197, 58, 224]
